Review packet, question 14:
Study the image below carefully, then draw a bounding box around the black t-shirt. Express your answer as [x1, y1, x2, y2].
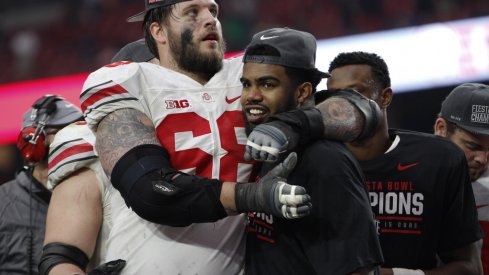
[362, 129, 483, 269]
[246, 140, 384, 275]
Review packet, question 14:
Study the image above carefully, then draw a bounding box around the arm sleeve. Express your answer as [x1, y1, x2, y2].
[48, 122, 99, 190]
[110, 144, 227, 226]
[80, 62, 148, 132]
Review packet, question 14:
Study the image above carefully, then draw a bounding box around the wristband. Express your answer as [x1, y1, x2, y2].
[392, 268, 425, 275]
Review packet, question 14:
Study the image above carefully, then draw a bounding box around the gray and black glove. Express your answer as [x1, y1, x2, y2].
[235, 152, 312, 218]
[245, 108, 323, 162]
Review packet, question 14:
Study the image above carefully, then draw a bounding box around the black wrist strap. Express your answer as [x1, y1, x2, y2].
[39, 242, 89, 275]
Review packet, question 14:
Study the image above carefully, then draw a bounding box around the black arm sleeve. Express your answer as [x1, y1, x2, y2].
[111, 144, 227, 227]
[314, 88, 381, 140]
[39, 242, 89, 275]
[264, 88, 381, 151]
[266, 108, 324, 148]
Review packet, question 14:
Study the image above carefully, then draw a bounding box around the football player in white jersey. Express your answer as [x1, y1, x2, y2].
[42, 122, 121, 274]
[67, 1, 379, 274]
[40, 40, 154, 275]
[43, 1, 303, 274]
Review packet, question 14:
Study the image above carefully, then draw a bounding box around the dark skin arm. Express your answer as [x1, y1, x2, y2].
[379, 242, 482, 275]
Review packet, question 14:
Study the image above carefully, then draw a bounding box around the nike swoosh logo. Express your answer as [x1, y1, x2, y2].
[477, 204, 489, 209]
[397, 162, 419, 171]
[260, 35, 279, 40]
[225, 95, 241, 104]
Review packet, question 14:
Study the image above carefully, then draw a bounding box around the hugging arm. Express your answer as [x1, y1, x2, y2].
[245, 89, 381, 162]
[96, 108, 311, 226]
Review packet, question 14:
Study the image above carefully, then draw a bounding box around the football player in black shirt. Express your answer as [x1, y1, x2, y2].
[241, 28, 383, 275]
[324, 51, 483, 275]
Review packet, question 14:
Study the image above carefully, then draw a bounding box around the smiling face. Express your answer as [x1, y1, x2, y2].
[240, 63, 303, 130]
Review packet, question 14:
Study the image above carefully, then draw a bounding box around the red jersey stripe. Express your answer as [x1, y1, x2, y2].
[48, 142, 94, 170]
[81, 84, 129, 113]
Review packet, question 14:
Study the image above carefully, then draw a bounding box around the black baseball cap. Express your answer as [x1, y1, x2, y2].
[441, 83, 489, 135]
[111, 39, 154, 63]
[243, 27, 329, 78]
[127, 0, 192, 22]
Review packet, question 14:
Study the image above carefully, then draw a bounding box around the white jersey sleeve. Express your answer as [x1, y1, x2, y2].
[80, 61, 150, 132]
[48, 121, 99, 190]
[47, 121, 114, 266]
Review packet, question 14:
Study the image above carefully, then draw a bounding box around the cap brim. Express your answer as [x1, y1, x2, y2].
[458, 124, 489, 136]
[46, 113, 84, 128]
[318, 70, 330, 78]
[127, 11, 145, 23]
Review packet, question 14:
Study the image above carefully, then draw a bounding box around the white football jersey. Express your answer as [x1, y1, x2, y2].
[48, 121, 113, 268]
[80, 57, 252, 274]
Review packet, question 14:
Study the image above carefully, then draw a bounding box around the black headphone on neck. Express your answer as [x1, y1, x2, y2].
[17, 95, 62, 164]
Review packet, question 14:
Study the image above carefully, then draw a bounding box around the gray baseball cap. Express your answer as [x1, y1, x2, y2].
[22, 95, 84, 129]
[441, 83, 489, 135]
[111, 39, 154, 63]
[127, 0, 192, 22]
[243, 27, 329, 78]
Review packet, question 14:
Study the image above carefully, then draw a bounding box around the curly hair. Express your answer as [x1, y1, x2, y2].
[328, 51, 391, 89]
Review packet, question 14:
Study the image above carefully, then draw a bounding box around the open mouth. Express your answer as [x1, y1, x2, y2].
[203, 32, 218, 42]
[244, 105, 269, 125]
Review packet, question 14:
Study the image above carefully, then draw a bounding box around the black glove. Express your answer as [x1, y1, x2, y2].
[88, 259, 126, 275]
[245, 108, 323, 162]
[235, 152, 312, 218]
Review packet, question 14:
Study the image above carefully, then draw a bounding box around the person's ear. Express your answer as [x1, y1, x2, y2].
[150, 22, 167, 45]
[296, 82, 313, 106]
[379, 87, 393, 109]
[434, 118, 448, 137]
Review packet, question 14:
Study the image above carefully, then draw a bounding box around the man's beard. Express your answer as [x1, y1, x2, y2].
[470, 167, 485, 182]
[168, 28, 225, 80]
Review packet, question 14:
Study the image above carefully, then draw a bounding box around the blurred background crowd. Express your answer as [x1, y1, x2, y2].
[1, 0, 488, 84]
[0, 0, 488, 183]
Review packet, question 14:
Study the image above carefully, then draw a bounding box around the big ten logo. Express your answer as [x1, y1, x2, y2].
[165, 99, 190, 109]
